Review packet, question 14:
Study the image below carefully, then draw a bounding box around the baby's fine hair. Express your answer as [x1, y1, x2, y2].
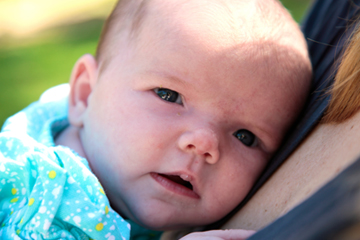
[96, 0, 148, 64]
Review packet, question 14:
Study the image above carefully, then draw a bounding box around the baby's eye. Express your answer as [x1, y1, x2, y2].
[233, 129, 256, 147]
[154, 88, 183, 104]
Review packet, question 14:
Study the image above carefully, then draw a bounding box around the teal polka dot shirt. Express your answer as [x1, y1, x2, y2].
[0, 85, 132, 240]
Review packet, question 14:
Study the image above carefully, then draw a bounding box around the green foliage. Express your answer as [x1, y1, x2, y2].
[280, 0, 312, 23]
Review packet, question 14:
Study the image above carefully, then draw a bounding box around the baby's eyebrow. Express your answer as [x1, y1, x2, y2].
[143, 70, 190, 88]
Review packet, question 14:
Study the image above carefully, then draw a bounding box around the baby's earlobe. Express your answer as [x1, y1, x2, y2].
[68, 54, 98, 127]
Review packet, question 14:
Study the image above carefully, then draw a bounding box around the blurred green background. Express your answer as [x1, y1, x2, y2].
[0, 0, 312, 127]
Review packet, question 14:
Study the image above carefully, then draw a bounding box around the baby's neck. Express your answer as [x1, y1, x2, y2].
[55, 125, 87, 159]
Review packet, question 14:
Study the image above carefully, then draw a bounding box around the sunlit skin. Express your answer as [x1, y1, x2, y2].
[56, 0, 307, 231]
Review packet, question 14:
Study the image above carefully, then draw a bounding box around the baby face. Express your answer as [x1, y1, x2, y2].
[76, 0, 305, 230]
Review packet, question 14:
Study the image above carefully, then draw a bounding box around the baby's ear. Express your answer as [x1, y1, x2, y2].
[68, 54, 98, 127]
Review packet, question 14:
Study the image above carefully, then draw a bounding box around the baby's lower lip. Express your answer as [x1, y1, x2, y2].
[150, 172, 200, 199]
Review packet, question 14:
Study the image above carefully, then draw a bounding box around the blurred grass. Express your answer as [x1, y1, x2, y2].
[0, 19, 104, 127]
[0, 0, 312, 127]
[280, 0, 313, 23]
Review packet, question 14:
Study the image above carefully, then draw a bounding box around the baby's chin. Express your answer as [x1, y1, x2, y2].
[133, 217, 197, 231]
[108, 191, 218, 230]
[125, 208, 204, 231]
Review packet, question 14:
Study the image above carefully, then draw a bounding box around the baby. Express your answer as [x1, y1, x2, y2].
[0, 0, 311, 239]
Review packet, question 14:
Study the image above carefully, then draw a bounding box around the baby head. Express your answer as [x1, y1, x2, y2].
[63, 0, 311, 231]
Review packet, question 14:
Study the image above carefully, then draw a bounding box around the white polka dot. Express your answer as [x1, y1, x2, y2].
[77, 209, 81, 212]
[43, 219, 51, 230]
[19, 198, 26, 208]
[73, 216, 81, 226]
[86, 186, 93, 195]
[39, 206, 47, 213]
[52, 186, 62, 199]
[67, 176, 75, 184]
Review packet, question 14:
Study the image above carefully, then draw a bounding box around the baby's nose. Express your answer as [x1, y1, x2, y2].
[178, 128, 220, 164]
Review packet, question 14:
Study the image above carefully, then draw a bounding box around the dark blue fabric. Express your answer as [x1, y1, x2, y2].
[208, 0, 360, 229]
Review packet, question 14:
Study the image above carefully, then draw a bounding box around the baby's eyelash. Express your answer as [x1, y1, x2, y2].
[154, 88, 183, 104]
[233, 129, 258, 147]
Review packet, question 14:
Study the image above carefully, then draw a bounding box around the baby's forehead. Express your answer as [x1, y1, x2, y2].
[133, 1, 274, 53]
[141, 0, 261, 39]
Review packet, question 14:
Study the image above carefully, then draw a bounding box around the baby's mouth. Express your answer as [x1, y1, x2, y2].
[151, 172, 199, 199]
[159, 174, 193, 190]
